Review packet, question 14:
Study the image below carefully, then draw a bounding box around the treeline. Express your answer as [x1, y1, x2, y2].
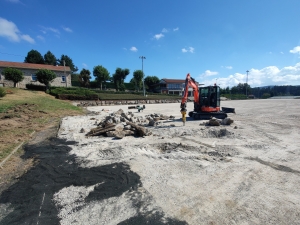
[24, 49, 161, 93]
[220, 83, 300, 99]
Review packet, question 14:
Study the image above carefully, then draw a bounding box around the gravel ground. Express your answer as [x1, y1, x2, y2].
[1, 99, 300, 225]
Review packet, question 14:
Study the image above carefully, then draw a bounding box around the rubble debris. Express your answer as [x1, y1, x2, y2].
[221, 117, 234, 125]
[79, 128, 85, 133]
[85, 109, 170, 139]
[206, 117, 234, 126]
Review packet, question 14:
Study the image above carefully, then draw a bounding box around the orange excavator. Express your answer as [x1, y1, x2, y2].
[180, 73, 234, 124]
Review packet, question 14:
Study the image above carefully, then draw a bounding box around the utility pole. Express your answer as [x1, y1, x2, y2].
[139, 56, 146, 96]
[246, 70, 249, 97]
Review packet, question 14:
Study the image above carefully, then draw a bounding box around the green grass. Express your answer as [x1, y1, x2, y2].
[0, 88, 84, 161]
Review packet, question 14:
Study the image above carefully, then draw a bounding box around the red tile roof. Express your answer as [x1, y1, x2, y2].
[161, 78, 185, 83]
[0, 61, 71, 72]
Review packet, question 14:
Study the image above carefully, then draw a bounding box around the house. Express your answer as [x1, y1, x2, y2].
[0, 61, 71, 88]
[159, 78, 200, 96]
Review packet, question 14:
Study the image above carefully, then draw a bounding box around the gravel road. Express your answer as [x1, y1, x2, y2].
[1, 99, 300, 225]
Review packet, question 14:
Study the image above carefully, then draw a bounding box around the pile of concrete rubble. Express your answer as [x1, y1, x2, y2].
[85, 109, 175, 139]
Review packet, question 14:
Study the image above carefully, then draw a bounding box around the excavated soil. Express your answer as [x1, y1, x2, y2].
[1, 99, 300, 225]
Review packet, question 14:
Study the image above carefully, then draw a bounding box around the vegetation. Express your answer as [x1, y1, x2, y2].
[44, 50, 57, 65]
[36, 69, 57, 90]
[0, 88, 84, 160]
[93, 65, 110, 90]
[78, 69, 91, 87]
[130, 70, 143, 91]
[144, 76, 160, 92]
[1, 67, 24, 87]
[112, 68, 130, 91]
[221, 83, 300, 99]
[24, 50, 78, 73]
[0, 87, 6, 97]
[24, 49, 45, 64]
[57, 54, 78, 73]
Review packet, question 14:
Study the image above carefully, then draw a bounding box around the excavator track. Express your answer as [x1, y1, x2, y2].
[189, 111, 228, 120]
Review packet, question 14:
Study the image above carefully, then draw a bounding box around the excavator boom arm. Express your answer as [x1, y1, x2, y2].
[180, 73, 199, 111]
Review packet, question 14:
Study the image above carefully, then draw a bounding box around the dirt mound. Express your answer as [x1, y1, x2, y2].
[206, 128, 234, 138]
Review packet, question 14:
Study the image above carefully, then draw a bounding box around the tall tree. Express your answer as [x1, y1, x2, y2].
[57, 55, 78, 73]
[44, 51, 57, 65]
[93, 65, 110, 90]
[132, 70, 143, 91]
[144, 76, 160, 91]
[1, 68, 24, 87]
[112, 68, 130, 91]
[24, 50, 44, 64]
[36, 69, 56, 90]
[78, 69, 91, 88]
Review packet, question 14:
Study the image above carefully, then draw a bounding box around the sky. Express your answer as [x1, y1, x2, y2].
[1, 0, 300, 88]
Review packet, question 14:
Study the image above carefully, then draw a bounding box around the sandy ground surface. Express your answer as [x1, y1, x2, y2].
[1, 99, 300, 225]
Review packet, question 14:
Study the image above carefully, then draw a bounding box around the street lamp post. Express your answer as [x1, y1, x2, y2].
[139, 56, 146, 96]
[246, 70, 249, 97]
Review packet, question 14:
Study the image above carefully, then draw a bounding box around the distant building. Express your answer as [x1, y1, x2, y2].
[0, 61, 71, 88]
[159, 78, 200, 96]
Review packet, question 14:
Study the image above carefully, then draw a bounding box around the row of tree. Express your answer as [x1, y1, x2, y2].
[1, 67, 56, 89]
[24, 49, 161, 92]
[24, 49, 78, 73]
[220, 83, 300, 98]
[74, 66, 160, 92]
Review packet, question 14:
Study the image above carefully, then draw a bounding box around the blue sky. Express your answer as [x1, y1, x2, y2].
[1, 0, 300, 88]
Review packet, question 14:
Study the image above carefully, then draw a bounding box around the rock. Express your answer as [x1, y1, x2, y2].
[148, 119, 155, 126]
[79, 128, 85, 133]
[208, 118, 221, 126]
[222, 117, 234, 125]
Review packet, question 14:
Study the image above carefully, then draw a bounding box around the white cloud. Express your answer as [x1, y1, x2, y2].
[40, 26, 60, 34]
[162, 28, 168, 33]
[173, 27, 179, 31]
[225, 66, 233, 69]
[123, 47, 127, 50]
[37, 35, 44, 41]
[182, 47, 195, 53]
[290, 46, 300, 54]
[130, 46, 138, 52]
[154, 33, 164, 40]
[21, 34, 34, 44]
[6, 0, 21, 3]
[0, 17, 35, 43]
[199, 63, 300, 88]
[62, 26, 73, 33]
[201, 70, 218, 77]
[82, 63, 88, 68]
[280, 52, 284, 54]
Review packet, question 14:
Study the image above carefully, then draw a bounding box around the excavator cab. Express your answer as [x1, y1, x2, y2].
[198, 85, 220, 109]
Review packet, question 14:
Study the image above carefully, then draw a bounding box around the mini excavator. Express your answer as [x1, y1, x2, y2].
[180, 73, 235, 125]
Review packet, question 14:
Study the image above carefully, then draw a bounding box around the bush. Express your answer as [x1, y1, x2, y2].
[26, 83, 46, 91]
[0, 87, 6, 97]
[58, 94, 99, 100]
[49, 87, 98, 100]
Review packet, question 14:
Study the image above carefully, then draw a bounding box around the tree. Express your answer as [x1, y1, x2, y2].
[36, 69, 56, 90]
[57, 55, 78, 73]
[132, 70, 143, 91]
[1, 67, 24, 87]
[44, 51, 57, 65]
[78, 69, 91, 87]
[93, 65, 110, 90]
[112, 68, 130, 91]
[24, 49, 45, 64]
[144, 76, 160, 91]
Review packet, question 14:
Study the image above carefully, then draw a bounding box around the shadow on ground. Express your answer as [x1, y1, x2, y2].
[0, 126, 187, 225]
